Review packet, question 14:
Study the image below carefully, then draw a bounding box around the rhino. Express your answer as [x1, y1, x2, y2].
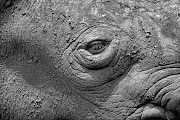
[0, 0, 180, 120]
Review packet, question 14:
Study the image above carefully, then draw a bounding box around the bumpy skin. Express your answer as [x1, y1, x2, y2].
[0, 0, 180, 120]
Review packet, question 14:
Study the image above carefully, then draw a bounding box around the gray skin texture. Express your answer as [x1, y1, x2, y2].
[0, 0, 180, 120]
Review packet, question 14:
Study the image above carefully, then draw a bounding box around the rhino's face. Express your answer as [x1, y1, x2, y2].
[1, 0, 180, 120]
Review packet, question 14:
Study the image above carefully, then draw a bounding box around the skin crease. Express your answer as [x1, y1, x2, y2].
[0, 0, 180, 120]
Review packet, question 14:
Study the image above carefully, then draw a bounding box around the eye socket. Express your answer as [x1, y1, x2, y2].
[86, 39, 110, 54]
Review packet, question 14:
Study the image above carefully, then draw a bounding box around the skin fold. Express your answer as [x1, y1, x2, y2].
[0, 0, 180, 120]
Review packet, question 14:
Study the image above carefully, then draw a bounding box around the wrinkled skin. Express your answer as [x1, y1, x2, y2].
[0, 0, 180, 120]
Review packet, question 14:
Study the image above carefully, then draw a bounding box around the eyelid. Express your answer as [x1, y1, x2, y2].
[76, 43, 118, 70]
[76, 27, 114, 52]
[86, 39, 110, 48]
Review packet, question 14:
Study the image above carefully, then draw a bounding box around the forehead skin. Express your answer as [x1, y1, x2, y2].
[1, 0, 180, 69]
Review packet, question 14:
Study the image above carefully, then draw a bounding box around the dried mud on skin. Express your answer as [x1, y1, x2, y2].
[0, 0, 180, 120]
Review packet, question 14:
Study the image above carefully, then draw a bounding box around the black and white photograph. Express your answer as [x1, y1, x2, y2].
[0, 0, 180, 119]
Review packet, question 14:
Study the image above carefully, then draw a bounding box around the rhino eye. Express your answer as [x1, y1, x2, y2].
[86, 40, 110, 54]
